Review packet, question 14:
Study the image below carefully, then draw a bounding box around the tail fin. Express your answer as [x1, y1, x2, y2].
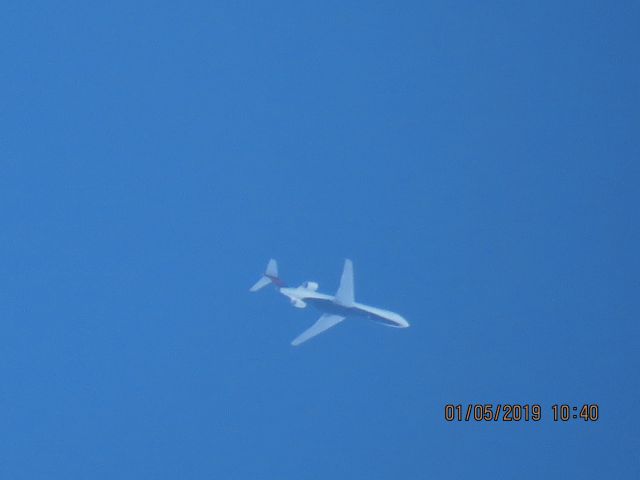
[249, 259, 285, 291]
[265, 259, 278, 278]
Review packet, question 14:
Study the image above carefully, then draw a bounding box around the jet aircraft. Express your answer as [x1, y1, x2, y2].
[250, 259, 409, 346]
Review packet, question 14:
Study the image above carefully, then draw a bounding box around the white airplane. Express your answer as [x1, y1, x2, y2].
[250, 259, 409, 346]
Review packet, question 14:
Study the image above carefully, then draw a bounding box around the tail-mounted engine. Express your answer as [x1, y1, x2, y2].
[302, 281, 319, 291]
[290, 298, 307, 308]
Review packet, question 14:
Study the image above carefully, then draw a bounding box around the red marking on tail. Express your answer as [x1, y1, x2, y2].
[266, 275, 285, 287]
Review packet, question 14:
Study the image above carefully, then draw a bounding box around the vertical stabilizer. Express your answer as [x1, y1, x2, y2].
[265, 259, 278, 278]
[249, 259, 284, 291]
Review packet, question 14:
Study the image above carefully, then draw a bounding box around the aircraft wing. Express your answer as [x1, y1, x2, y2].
[334, 259, 354, 305]
[291, 313, 346, 346]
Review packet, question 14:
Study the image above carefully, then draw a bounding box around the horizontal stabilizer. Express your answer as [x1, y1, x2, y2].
[249, 276, 271, 292]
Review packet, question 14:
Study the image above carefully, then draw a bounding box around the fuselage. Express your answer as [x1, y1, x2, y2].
[279, 286, 409, 328]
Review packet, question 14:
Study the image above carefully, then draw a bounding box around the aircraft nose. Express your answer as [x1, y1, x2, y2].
[397, 315, 410, 328]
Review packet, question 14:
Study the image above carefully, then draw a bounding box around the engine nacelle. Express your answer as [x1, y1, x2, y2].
[303, 281, 319, 291]
[291, 298, 307, 308]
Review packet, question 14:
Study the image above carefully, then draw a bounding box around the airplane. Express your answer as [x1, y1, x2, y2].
[249, 259, 409, 346]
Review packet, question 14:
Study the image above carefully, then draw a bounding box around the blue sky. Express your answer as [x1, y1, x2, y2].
[1, 1, 638, 478]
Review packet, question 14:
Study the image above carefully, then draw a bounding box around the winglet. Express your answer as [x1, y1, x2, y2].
[334, 259, 354, 305]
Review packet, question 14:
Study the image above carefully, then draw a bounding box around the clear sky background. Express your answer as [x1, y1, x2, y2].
[1, 1, 639, 478]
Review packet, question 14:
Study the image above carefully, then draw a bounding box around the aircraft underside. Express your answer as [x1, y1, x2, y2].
[250, 259, 409, 345]
[304, 298, 403, 328]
